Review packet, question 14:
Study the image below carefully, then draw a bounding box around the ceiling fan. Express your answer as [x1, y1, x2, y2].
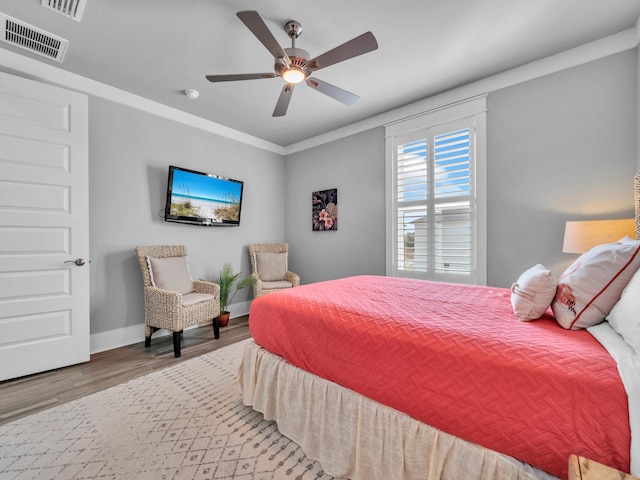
[205, 11, 378, 117]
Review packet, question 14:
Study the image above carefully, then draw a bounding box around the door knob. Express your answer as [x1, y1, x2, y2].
[65, 258, 87, 266]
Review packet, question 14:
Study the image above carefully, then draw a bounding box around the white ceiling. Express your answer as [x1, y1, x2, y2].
[1, 0, 640, 147]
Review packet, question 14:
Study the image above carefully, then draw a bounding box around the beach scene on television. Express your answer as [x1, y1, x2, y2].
[169, 169, 242, 223]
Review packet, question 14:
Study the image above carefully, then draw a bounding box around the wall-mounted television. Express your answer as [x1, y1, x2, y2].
[164, 165, 244, 227]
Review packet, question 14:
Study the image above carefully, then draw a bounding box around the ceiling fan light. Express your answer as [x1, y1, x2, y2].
[282, 67, 305, 84]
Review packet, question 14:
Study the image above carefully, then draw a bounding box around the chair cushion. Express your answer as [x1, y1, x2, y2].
[147, 256, 193, 294]
[255, 252, 287, 281]
[181, 292, 215, 307]
[262, 280, 293, 290]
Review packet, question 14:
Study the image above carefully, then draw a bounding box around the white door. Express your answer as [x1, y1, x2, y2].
[0, 71, 89, 381]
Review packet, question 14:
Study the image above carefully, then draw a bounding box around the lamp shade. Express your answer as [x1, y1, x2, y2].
[562, 219, 636, 254]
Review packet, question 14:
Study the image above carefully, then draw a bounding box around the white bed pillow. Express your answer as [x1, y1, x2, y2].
[552, 241, 640, 330]
[510, 264, 558, 321]
[619, 236, 640, 245]
[607, 267, 640, 355]
[146, 256, 193, 294]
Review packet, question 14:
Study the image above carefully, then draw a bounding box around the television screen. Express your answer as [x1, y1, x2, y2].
[164, 165, 244, 227]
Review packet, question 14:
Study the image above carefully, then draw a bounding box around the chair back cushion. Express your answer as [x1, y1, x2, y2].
[147, 256, 193, 294]
[255, 252, 287, 281]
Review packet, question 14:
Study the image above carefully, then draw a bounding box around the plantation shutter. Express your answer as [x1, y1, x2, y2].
[395, 131, 429, 275]
[385, 96, 486, 285]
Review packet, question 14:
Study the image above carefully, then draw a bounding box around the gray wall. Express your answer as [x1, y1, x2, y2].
[284, 128, 386, 284]
[487, 50, 637, 286]
[284, 50, 638, 289]
[88, 98, 285, 337]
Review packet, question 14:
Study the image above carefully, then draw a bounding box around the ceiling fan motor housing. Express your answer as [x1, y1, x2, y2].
[276, 47, 311, 78]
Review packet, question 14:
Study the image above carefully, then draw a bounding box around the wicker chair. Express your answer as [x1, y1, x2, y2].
[135, 245, 220, 357]
[248, 243, 300, 297]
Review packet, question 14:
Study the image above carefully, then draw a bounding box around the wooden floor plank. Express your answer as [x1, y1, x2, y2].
[0, 315, 250, 425]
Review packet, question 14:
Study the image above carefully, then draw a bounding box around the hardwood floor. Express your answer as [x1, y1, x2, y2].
[0, 315, 250, 426]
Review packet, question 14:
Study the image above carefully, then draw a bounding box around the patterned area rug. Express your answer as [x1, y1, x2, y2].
[0, 340, 333, 479]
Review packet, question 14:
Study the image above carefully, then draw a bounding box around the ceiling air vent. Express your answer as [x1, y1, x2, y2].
[0, 13, 68, 62]
[41, 0, 86, 22]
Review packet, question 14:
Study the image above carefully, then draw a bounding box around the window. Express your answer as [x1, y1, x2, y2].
[385, 96, 487, 285]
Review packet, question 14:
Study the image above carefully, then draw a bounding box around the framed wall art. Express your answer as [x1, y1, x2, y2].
[312, 188, 338, 231]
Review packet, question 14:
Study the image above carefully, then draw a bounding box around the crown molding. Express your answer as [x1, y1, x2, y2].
[284, 25, 639, 155]
[0, 48, 285, 155]
[1, 21, 637, 158]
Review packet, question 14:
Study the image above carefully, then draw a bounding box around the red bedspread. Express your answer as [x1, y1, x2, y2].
[249, 276, 630, 478]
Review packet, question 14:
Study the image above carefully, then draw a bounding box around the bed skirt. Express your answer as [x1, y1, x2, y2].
[239, 340, 558, 480]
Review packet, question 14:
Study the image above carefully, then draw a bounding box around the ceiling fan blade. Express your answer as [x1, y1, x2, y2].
[273, 84, 295, 117]
[307, 31, 378, 71]
[306, 77, 359, 106]
[237, 11, 291, 66]
[206, 73, 278, 82]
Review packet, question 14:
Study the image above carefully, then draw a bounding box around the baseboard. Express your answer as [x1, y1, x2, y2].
[90, 300, 252, 354]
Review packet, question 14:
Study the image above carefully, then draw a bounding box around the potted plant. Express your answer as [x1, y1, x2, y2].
[215, 262, 255, 327]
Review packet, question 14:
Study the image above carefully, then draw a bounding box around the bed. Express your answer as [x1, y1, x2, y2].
[239, 175, 640, 480]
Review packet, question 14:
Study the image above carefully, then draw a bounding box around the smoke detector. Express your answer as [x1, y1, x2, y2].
[41, 0, 87, 22]
[184, 89, 199, 100]
[0, 13, 69, 62]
